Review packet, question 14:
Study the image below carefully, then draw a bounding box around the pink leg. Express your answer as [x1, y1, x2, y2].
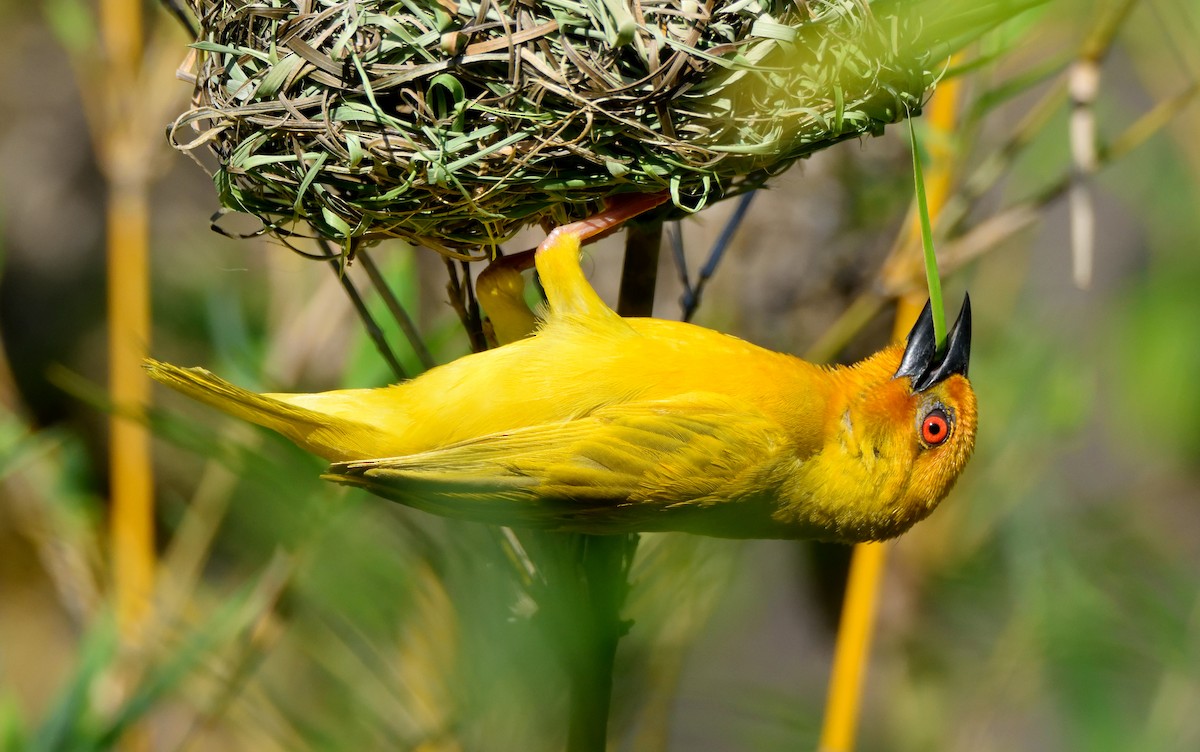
[482, 247, 537, 274]
[539, 192, 671, 254]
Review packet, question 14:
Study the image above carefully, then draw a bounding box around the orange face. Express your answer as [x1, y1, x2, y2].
[797, 366, 977, 542]
[860, 370, 977, 515]
[907, 374, 978, 502]
[874, 295, 978, 532]
[781, 296, 977, 542]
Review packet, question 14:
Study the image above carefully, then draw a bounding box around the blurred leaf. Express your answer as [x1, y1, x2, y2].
[42, 0, 95, 57]
[28, 619, 116, 752]
[95, 561, 293, 749]
[0, 412, 35, 479]
[0, 694, 27, 752]
[1114, 268, 1200, 463]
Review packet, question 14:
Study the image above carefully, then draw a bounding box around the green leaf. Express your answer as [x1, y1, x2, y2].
[29, 619, 117, 752]
[255, 52, 304, 98]
[189, 41, 272, 63]
[294, 152, 329, 211]
[909, 116, 946, 346]
[427, 73, 467, 131]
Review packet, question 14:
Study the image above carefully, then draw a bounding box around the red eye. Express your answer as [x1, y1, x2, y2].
[921, 408, 951, 446]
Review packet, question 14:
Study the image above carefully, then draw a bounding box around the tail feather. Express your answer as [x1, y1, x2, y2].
[144, 359, 400, 462]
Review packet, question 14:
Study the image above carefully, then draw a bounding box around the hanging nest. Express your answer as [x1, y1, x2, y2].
[172, 0, 1007, 257]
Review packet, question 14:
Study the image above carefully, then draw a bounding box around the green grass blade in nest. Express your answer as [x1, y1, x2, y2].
[175, 0, 1041, 255]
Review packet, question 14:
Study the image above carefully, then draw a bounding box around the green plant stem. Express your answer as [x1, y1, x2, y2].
[908, 117, 947, 345]
[357, 249, 436, 372]
[558, 222, 657, 750]
[316, 239, 407, 380]
[565, 534, 637, 752]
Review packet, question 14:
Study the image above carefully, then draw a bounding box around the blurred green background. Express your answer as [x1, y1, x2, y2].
[2, 0, 1199, 750]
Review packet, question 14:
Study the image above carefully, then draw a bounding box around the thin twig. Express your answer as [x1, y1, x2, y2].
[357, 249, 436, 371]
[460, 260, 487, 353]
[316, 239, 407, 380]
[675, 191, 756, 322]
[445, 258, 488, 353]
[667, 223, 689, 307]
[157, 0, 198, 37]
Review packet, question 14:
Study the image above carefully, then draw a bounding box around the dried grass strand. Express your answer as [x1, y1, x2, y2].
[174, 0, 949, 254]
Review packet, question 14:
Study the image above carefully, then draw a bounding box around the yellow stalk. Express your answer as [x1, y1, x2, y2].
[817, 539, 887, 752]
[107, 180, 155, 641]
[96, 0, 157, 742]
[100, 0, 144, 74]
[94, 0, 161, 705]
[818, 70, 963, 752]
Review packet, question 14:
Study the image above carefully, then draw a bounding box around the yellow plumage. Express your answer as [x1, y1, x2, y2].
[147, 195, 977, 541]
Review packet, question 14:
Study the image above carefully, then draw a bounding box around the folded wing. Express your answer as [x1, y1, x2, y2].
[324, 393, 786, 534]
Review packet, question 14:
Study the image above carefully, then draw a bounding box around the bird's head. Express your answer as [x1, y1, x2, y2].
[804, 296, 977, 541]
[887, 295, 977, 511]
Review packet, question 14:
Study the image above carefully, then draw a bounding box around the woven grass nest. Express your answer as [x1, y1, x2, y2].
[172, 0, 994, 257]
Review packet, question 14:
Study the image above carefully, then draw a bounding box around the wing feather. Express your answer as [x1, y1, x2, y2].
[324, 393, 787, 533]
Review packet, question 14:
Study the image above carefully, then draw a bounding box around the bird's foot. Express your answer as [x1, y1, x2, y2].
[539, 192, 670, 255]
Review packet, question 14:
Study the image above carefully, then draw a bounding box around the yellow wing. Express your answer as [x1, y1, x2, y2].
[324, 393, 791, 537]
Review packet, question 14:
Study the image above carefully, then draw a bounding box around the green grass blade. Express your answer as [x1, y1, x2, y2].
[28, 619, 118, 752]
[909, 115, 947, 347]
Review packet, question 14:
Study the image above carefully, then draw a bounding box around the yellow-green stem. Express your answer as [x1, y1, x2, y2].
[98, 3, 155, 751]
[819, 70, 963, 752]
[107, 182, 155, 639]
[909, 117, 948, 346]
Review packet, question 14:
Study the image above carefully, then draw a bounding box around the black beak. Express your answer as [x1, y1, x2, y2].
[894, 294, 972, 392]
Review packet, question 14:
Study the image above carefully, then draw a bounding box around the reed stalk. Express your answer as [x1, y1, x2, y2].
[100, 0, 154, 651]
[818, 70, 964, 752]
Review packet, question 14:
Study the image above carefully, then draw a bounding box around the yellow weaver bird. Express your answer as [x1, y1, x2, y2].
[147, 194, 976, 542]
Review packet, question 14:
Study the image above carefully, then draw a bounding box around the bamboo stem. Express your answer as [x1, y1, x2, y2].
[817, 540, 887, 752]
[100, 0, 156, 655]
[818, 71, 964, 752]
[107, 181, 156, 641]
[99, 3, 155, 746]
[99, 0, 143, 75]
